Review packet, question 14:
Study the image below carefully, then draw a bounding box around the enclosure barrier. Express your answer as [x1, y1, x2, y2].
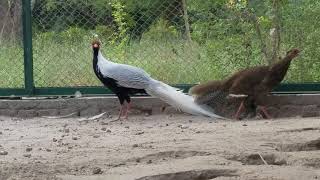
[0, 0, 319, 97]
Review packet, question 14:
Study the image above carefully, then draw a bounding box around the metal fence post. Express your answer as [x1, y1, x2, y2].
[22, 0, 34, 95]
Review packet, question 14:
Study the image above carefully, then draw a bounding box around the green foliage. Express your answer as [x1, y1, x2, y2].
[1, 0, 320, 89]
[32, 0, 113, 31]
[94, 25, 115, 41]
[109, 0, 130, 59]
[142, 19, 179, 42]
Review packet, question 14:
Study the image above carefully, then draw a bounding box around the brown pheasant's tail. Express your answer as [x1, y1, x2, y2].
[189, 80, 224, 96]
[189, 80, 228, 105]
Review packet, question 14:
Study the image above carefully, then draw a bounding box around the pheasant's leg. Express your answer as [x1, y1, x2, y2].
[124, 102, 131, 119]
[117, 104, 124, 120]
[258, 106, 272, 119]
[234, 101, 245, 120]
[245, 98, 257, 118]
[122, 96, 131, 120]
[121, 102, 127, 116]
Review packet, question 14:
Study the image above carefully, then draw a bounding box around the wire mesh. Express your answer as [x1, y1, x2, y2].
[3, 0, 320, 90]
[0, 0, 24, 88]
[29, 0, 320, 88]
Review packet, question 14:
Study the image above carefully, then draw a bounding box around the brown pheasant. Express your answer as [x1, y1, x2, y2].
[189, 48, 300, 119]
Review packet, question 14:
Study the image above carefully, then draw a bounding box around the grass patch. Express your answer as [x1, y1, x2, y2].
[0, 32, 319, 89]
[0, 44, 24, 88]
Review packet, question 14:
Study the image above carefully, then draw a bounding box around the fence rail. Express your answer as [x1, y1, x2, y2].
[0, 0, 320, 97]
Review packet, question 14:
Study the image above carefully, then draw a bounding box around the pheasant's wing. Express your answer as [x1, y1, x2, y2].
[99, 63, 151, 89]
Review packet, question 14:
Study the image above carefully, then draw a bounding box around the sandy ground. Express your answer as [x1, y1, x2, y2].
[0, 114, 319, 180]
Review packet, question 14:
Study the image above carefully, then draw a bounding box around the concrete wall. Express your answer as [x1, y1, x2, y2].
[0, 95, 319, 118]
[0, 97, 168, 118]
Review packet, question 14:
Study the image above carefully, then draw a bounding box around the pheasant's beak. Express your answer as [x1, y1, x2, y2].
[93, 44, 99, 48]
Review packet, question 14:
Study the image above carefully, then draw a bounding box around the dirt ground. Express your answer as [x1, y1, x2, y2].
[0, 114, 319, 180]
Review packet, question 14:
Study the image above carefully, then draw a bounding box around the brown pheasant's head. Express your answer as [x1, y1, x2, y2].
[286, 48, 300, 59]
[92, 40, 101, 50]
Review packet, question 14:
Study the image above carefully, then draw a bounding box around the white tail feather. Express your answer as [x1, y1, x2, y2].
[145, 80, 224, 119]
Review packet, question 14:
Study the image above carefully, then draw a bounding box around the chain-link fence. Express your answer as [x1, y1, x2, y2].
[0, 0, 24, 88]
[1, 0, 320, 95]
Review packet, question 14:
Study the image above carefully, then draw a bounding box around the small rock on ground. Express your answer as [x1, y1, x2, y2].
[0, 151, 8, 155]
[180, 125, 189, 129]
[147, 160, 152, 164]
[46, 148, 52, 152]
[23, 154, 31, 158]
[100, 122, 108, 125]
[72, 137, 78, 140]
[135, 131, 144, 135]
[93, 135, 100, 138]
[92, 167, 102, 174]
[132, 144, 139, 148]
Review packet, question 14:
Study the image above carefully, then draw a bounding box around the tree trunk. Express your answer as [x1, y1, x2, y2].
[251, 13, 269, 64]
[181, 0, 191, 42]
[242, 10, 269, 64]
[270, 0, 281, 63]
[0, 0, 22, 45]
